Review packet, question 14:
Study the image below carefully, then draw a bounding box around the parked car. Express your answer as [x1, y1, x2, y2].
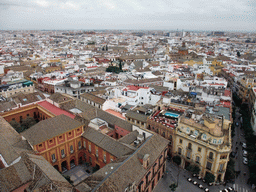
[198, 184, 204, 189]
[187, 178, 192, 182]
[193, 181, 198, 185]
[242, 142, 247, 149]
[208, 182, 213, 186]
[204, 188, 210, 192]
[243, 157, 248, 165]
[227, 186, 234, 191]
[193, 173, 197, 177]
[236, 122, 239, 126]
[243, 150, 247, 157]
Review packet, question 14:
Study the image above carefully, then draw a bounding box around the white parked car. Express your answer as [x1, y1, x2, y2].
[243, 157, 248, 165]
[243, 150, 247, 157]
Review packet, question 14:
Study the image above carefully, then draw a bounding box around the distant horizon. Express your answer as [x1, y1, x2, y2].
[0, 29, 255, 33]
[1, 0, 256, 32]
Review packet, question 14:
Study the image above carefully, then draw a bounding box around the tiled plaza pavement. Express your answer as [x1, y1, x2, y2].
[63, 164, 93, 185]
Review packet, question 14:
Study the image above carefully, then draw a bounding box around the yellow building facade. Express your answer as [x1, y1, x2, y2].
[173, 111, 231, 182]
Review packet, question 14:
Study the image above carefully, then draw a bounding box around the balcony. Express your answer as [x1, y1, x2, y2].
[78, 145, 82, 150]
[61, 154, 66, 158]
[70, 150, 74, 154]
[186, 147, 192, 151]
[52, 159, 56, 163]
[207, 156, 214, 162]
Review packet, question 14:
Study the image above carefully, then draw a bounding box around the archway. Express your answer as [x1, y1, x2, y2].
[78, 152, 84, 164]
[70, 158, 76, 169]
[53, 165, 59, 171]
[184, 161, 190, 169]
[61, 161, 68, 173]
[217, 174, 222, 182]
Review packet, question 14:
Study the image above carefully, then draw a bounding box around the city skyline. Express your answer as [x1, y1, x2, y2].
[0, 0, 256, 32]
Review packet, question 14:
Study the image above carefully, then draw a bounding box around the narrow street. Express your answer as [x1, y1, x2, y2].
[154, 161, 234, 192]
[232, 108, 252, 192]
[154, 107, 253, 192]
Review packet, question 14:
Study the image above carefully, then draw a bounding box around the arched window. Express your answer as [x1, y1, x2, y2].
[188, 143, 192, 150]
[186, 127, 190, 134]
[209, 152, 213, 159]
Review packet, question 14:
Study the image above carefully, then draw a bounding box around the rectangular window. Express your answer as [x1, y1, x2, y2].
[78, 141, 82, 149]
[70, 145, 74, 153]
[179, 139, 182, 144]
[83, 141, 86, 149]
[196, 156, 200, 163]
[96, 149, 98, 157]
[178, 148, 182, 155]
[89, 144, 91, 153]
[104, 154, 107, 163]
[52, 154, 56, 160]
[206, 162, 212, 170]
[219, 163, 224, 172]
[187, 151, 191, 159]
[198, 147, 201, 152]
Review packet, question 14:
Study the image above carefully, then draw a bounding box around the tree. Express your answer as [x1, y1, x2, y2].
[172, 155, 181, 166]
[192, 165, 201, 175]
[237, 51, 241, 57]
[169, 183, 177, 191]
[186, 164, 201, 175]
[9, 120, 22, 133]
[204, 172, 215, 183]
[21, 116, 37, 131]
[119, 59, 122, 71]
[106, 66, 122, 74]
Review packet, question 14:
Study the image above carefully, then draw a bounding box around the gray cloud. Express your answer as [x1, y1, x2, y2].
[0, 0, 255, 31]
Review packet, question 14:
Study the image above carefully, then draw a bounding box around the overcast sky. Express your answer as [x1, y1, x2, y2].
[0, 0, 255, 31]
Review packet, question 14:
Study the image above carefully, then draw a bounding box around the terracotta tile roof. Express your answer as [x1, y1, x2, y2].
[21, 114, 83, 146]
[105, 109, 125, 120]
[82, 128, 135, 157]
[118, 131, 139, 144]
[48, 92, 74, 104]
[0, 158, 31, 192]
[11, 92, 45, 105]
[38, 100, 75, 119]
[124, 77, 162, 85]
[78, 134, 169, 191]
[125, 111, 148, 122]
[80, 92, 106, 105]
[0, 101, 16, 112]
[74, 100, 133, 132]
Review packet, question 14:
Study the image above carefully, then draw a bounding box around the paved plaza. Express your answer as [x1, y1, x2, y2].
[63, 164, 93, 185]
